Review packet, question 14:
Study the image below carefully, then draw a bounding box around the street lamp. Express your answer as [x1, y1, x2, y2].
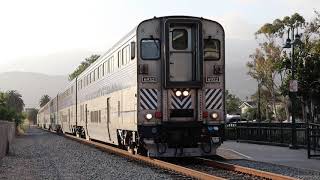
[283, 27, 302, 149]
[257, 80, 261, 123]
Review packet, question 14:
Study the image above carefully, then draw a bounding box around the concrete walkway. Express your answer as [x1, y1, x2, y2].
[219, 141, 320, 171]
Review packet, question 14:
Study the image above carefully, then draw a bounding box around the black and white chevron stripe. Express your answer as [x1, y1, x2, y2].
[140, 89, 158, 110]
[205, 89, 223, 110]
[170, 91, 192, 109]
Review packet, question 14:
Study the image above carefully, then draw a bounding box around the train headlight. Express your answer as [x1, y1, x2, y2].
[175, 90, 182, 97]
[145, 113, 153, 120]
[182, 90, 189, 96]
[211, 112, 219, 120]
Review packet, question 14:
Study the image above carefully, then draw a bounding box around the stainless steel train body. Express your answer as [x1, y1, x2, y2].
[37, 16, 225, 157]
[37, 103, 50, 129]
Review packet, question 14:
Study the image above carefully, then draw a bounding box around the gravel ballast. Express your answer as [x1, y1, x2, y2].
[226, 159, 320, 180]
[0, 127, 179, 180]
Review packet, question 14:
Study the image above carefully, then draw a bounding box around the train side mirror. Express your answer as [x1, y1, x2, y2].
[131, 41, 136, 60]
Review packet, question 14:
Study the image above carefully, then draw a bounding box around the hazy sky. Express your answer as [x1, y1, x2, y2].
[0, 0, 319, 74]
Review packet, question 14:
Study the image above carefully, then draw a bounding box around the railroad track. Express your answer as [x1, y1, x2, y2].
[167, 157, 298, 180]
[43, 128, 298, 180]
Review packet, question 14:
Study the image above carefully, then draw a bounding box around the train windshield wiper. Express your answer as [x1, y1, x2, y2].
[150, 35, 159, 51]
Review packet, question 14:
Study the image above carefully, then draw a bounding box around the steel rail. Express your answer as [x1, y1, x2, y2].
[198, 158, 298, 180]
[46, 129, 226, 180]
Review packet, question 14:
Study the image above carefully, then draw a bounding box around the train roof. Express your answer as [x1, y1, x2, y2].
[38, 15, 224, 108]
[77, 26, 137, 79]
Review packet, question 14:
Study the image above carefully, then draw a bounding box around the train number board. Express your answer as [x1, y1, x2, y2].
[142, 76, 157, 83]
[206, 76, 220, 83]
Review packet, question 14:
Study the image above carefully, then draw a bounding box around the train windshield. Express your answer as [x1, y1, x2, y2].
[204, 39, 220, 60]
[172, 29, 188, 50]
[141, 39, 160, 60]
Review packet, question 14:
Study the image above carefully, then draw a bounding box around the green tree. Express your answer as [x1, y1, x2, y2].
[250, 86, 280, 121]
[243, 107, 257, 121]
[68, 54, 100, 81]
[39, 95, 51, 108]
[247, 42, 282, 121]
[225, 90, 241, 114]
[26, 108, 38, 125]
[6, 90, 25, 113]
[247, 12, 318, 122]
[0, 91, 25, 126]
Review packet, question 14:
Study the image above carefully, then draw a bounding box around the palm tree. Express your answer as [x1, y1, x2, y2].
[6, 90, 25, 113]
[0, 92, 7, 107]
[39, 95, 51, 107]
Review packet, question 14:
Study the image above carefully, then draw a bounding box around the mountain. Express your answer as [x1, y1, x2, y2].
[0, 72, 68, 108]
[0, 49, 98, 76]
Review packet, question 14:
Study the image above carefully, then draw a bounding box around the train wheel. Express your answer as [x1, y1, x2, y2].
[84, 130, 89, 140]
[137, 146, 147, 156]
[127, 146, 134, 154]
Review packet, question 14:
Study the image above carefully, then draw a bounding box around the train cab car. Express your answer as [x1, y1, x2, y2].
[37, 16, 225, 158]
[136, 16, 225, 157]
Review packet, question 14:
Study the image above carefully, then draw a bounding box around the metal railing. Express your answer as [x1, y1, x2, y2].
[224, 122, 320, 158]
[307, 123, 320, 158]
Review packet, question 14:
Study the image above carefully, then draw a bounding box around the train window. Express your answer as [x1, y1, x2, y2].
[99, 66, 101, 78]
[118, 101, 120, 117]
[122, 47, 126, 66]
[95, 68, 98, 80]
[107, 60, 110, 74]
[141, 39, 160, 60]
[204, 38, 220, 60]
[99, 110, 101, 123]
[110, 56, 114, 72]
[127, 46, 130, 63]
[102, 63, 105, 76]
[97, 68, 100, 79]
[130, 42, 135, 60]
[172, 29, 188, 50]
[118, 51, 122, 68]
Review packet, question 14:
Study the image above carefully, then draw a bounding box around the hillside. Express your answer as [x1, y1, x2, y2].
[0, 72, 68, 108]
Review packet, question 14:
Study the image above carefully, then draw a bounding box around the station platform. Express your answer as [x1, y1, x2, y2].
[217, 141, 320, 171]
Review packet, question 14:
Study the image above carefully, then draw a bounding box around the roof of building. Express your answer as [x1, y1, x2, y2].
[239, 101, 257, 108]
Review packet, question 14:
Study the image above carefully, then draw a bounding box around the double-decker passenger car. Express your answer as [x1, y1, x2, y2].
[37, 16, 225, 157]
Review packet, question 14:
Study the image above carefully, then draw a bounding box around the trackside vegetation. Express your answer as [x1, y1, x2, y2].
[246, 12, 320, 122]
[0, 90, 25, 126]
[68, 54, 100, 81]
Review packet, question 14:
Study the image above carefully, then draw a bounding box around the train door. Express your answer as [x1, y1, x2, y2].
[106, 98, 111, 141]
[169, 27, 193, 82]
[165, 21, 202, 122]
[85, 104, 89, 138]
[68, 109, 71, 131]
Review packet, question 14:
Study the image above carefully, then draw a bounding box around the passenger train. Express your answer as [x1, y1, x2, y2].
[37, 16, 225, 157]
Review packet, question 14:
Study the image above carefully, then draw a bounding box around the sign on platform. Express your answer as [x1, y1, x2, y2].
[289, 80, 298, 92]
